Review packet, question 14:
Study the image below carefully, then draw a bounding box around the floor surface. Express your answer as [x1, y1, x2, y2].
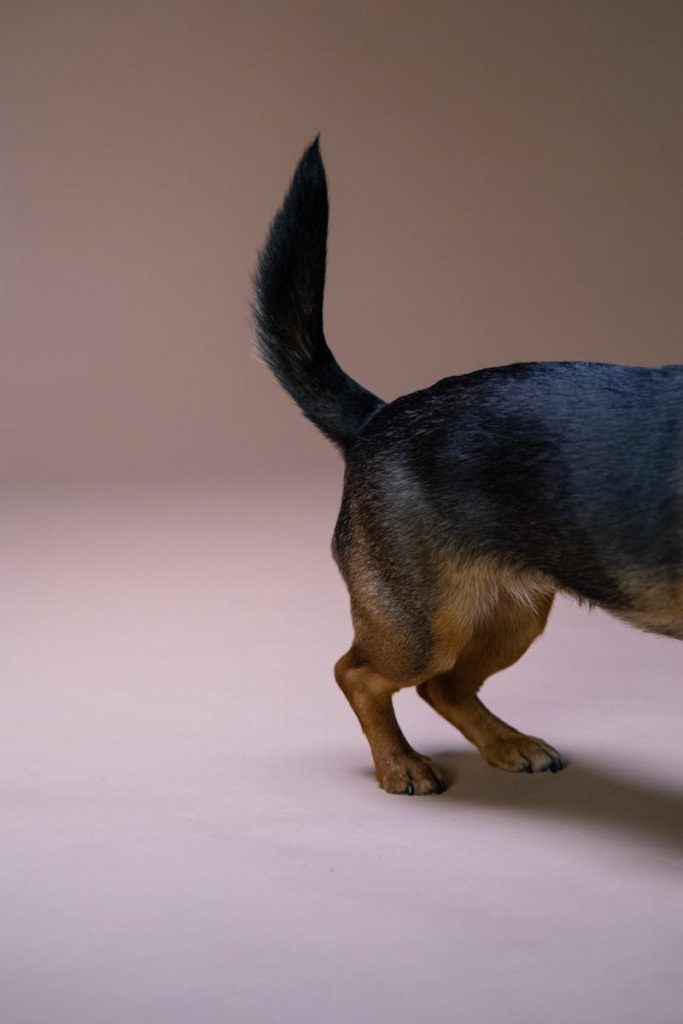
[2, 479, 682, 1023]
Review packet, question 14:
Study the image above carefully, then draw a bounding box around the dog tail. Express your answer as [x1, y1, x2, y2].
[252, 137, 384, 452]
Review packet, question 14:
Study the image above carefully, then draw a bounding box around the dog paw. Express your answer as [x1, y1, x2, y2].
[482, 734, 564, 774]
[377, 753, 446, 795]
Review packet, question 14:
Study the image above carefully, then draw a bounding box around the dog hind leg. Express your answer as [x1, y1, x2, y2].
[417, 591, 564, 773]
[335, 646, 446, 795]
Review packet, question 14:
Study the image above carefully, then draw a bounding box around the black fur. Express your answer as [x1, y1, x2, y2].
[346, 362, 683, 616]
[253, 140, 683, 636]
[252, 137, 383, 450]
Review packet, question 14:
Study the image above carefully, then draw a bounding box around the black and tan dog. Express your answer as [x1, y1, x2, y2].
[253, 138, 682, 796]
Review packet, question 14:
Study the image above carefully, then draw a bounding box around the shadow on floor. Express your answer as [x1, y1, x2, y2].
[432, 749, 683, 854]
[355, 749, 683, 854]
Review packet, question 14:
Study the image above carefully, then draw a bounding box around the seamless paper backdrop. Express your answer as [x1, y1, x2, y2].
[2, 0, 682, 485]
[2, 7, 683, 1023]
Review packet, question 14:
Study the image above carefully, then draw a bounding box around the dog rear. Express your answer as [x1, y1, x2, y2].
[253, 139, 683, 795]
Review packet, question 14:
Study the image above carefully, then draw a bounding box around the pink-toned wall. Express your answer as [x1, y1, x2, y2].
[2, 0, 682, 485]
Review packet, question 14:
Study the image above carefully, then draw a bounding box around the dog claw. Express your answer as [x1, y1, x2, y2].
[483, 734, 564, 774]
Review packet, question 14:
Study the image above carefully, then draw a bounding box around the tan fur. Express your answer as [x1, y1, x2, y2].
[615, 574, 683, 639]
[335, 648, 445, 795]
[418, 589, 561, 773]
[429, 556, 556, 675]
[335, 549, 562, 794]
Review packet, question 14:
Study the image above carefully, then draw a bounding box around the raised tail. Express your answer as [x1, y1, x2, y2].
[252, 137, 384, 451]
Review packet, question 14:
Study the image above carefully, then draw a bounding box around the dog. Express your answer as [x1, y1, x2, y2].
[252, 137, 682, 795]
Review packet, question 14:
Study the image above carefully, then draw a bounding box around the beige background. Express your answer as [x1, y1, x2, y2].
[2, 0, 682, 485]
[3, 7, 683, 1022]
